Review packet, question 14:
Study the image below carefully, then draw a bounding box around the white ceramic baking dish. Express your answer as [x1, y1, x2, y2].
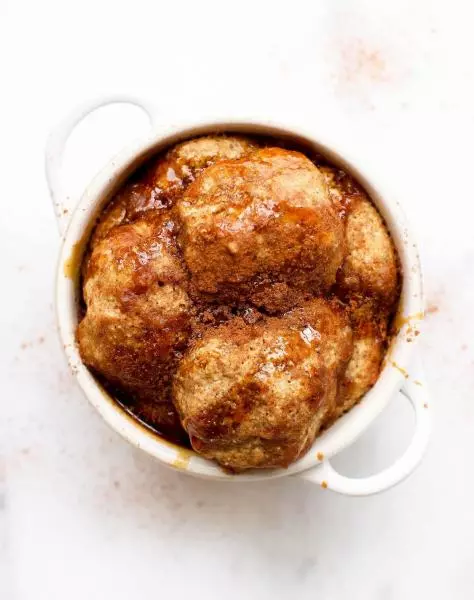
[45, 96, 430, 495]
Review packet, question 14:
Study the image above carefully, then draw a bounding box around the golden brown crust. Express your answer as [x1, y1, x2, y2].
[178, 148, 345, 312]
[153, 134, 259, 185]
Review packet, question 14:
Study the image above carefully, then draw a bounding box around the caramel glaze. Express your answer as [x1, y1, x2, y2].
[77, 133, 401, 464]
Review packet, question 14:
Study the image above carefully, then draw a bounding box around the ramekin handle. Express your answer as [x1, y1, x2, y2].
[297, 376, 431, 496]
[45, 95, 157, 236]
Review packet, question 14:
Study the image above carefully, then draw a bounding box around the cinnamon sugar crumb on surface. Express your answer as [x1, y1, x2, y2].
[331, 38, 394, 106]
[339, 41, 388, 85]
[426, 304, 439, 315]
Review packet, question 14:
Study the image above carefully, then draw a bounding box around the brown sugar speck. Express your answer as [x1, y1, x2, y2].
[113, 480, 120, 489]
[414, 380, 423, 386]
[423, 403, 429, 409]
[425, 304, 439, 315]
[38, 336, 45, 345]
[321, 480, 328, 489]
[335, 39, 389, 92]
[316, 451, 325, 461]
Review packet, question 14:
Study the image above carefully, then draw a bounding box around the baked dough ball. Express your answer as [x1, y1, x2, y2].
[321, 166, 398, 307]
[90, 136, 258, 249]
[178, 148, 345, 312]
[320, 166, 397, 419]
[153, 134, 259, 186]
[335, 320, 383, 421]
[173, 299, 352, 470]
[78, 213, 192, 434]
[89, 182, 158, 250]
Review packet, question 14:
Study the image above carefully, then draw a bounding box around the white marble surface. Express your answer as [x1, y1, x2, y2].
[2, 0, 474, 598]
